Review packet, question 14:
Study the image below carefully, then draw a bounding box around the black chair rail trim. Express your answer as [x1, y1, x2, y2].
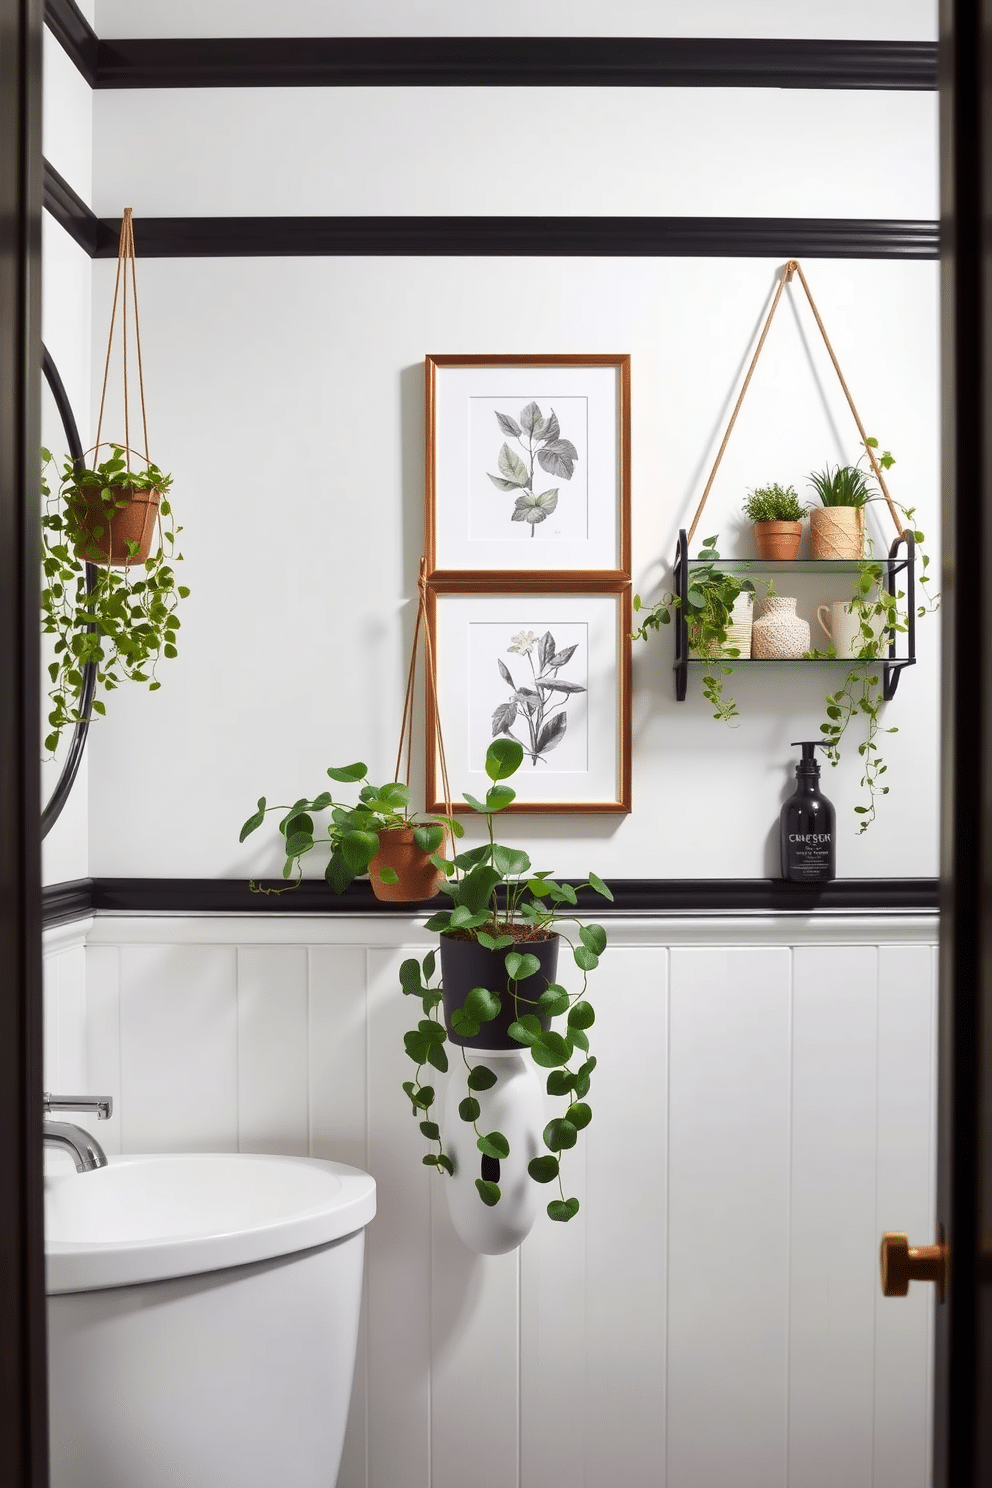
[43, 163, 940, 262]
[41, 6, 938, 94]
[42, 876, 940, 927]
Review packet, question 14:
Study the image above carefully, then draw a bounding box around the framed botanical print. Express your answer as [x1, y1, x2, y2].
[425, 585, 631, 814]
[425, 354, 631, 582]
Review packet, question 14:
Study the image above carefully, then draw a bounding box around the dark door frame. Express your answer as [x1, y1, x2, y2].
[935, 0, 991, 1481]
[0, 0, 49, 1483]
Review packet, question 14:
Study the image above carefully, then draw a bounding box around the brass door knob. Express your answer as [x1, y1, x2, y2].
[880, 1231, 948, 1298]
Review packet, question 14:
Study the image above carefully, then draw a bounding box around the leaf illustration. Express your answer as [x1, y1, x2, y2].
[538, 678, 587, 694]
[497, 442, 530, 486]
[548, 644, 577, 670]
[488, 474, 524, 493]
[538, 409, 561, 445]
[496, 411, 522, 438]
[492, 701, 518, 736]
[537, 440, 578, 480]
[498, 658, 515, 686]
[511, 489, 559, 525]
[514, 688, 541, 713]
[519, 401, 545, 437]
[536, 712, 568, 754]
[539, 630, 555, 668]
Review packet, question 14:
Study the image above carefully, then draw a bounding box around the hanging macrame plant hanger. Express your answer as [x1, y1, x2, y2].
[674, 258, 916, 701]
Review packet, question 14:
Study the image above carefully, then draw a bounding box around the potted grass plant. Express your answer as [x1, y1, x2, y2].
[239, 762, 461, 901]
[742, 483, 805, 559]
[806, 458, 875, 559]
[400, 738, 612, 1227]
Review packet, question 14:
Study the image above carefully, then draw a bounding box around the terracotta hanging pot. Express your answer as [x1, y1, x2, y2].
[809, 506, 864, 560]
[70, 482, 161, 567]
[369, 827, 445, 903]
[753, 520, 803, 560]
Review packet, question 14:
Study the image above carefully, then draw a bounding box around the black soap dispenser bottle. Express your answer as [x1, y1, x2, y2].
[780, 741, 836, 882]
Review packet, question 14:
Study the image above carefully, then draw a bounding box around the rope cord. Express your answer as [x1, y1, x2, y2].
[93, 208, 153, 476]
[686, 258, 905, 545]
[393, 558, 452, 818]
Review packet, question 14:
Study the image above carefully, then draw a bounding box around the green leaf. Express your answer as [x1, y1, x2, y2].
[239, 797, 267, 842]
[544, 1117, 578, 1152]
[426, 1042, 448, 1073]
[477, 1131, 510, 1160]
[485, 783, 516, 812]
[528, 1155, 560, 1184]
[339, 829, 378, 874]
[450, 1006, 480, 1038]
[376, 866, 400, 885]
[569, 1028, 589, 1054]
[463, 986, 501, 1024]
[588, 872, 614, 902]
[546, 1069, 575, 1096]
[491, 844, 531, 877]
[566, 1101, 592, 1131]
[458, 1097, 481, 1123]
[325, 849, 354, 894]
[573, 945, 600, 972]
[548, 1197, 580, 1223]
[414, 824, 445, 854]
[326, 762, 367, 782]
[399, 958, 423, 994]
[475, 1179, 501, 1207]
[437, 1154, 454, 1175]
[449, 904, 489, 930]
[531, 1031, 573, 1068]
[453, 845, 493, 871]
[477, 931, 514, 951]
[536, 985, 570, 1017]
[507, 1014, 542, 1046]
[424, 910, 453, 932]
[420, 1120, 441, 1140]
[459, 864, 502, 915]
[567, 1000, 595, 1031]
[422, 949, 436, 980]
[505, 951, 541, 982]
[466, 1063, 498, 1091]
[578, 924, 607, 956]
[486, 737, 524, 780]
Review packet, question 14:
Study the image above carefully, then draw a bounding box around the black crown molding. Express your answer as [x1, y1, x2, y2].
[42, 876, 940, 928]
[42, 168, 938, 263]
[43, 18, 938, 93]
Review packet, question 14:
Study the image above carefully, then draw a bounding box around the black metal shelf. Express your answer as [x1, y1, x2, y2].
[673, 527, 917, 703]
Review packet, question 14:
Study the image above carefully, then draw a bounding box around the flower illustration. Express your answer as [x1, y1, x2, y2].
[507, 630, 539, 655]
[493, 629, 586, 766]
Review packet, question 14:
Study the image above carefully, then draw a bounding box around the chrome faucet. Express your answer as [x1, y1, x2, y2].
[43, 1093, 113, 1173]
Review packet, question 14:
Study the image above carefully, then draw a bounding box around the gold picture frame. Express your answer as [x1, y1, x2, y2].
[425, 581, 632, 815]
[425, 353, 631, 584]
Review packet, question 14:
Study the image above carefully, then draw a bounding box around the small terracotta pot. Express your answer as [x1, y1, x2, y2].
[753, 520, 803, 560]
[71, 483, 161, 567]
[369, 827, 445, 903]
[809, 505, 864, 560]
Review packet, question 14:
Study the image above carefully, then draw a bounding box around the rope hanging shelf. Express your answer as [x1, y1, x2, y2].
[673, 259, 917, 705]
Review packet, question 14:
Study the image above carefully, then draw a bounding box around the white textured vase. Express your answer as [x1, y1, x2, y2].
[751, 596, 810, 659]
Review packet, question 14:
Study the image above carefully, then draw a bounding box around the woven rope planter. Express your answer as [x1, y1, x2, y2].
[809, 506, 864, 561]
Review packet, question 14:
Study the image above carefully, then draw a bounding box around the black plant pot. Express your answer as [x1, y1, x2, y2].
[440, 932, 559, 1050]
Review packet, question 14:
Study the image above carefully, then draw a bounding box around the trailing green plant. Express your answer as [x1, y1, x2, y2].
[40, 445, 187, 754]
[805, 440, 939, 830]
[742, 484, 804, 523]
[239, 762, 462, 894]
[633, 536, 772, 723]
[399, 737, 612, 1224]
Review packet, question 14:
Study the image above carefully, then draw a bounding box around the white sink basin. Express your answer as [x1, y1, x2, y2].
[45, 1152, 376, 1293]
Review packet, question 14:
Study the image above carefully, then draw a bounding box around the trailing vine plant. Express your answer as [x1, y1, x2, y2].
[40, 445, 187, 754]
[399, 739, 612, 1224]
[632, 535, 770, 724]
[805, 440, 940, 831]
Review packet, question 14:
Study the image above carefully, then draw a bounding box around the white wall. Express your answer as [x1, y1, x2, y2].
[44, 911, 938, 1488]
[41, 29, 93, 885]
[94, 0, 938, 41]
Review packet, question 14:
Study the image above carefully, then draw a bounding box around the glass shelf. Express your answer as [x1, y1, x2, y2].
[685, 655, 906, 665]
[684, 557, 904, 575]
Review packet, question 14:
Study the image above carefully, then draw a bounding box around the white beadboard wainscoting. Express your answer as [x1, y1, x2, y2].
[42, 912, 938, 1488]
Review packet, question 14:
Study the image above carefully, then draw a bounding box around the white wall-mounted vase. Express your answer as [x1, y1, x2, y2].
[442, 1049, 544, 1255]
[751, 596, 810, 659]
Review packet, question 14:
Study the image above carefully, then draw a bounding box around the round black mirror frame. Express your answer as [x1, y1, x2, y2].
[41, 344, 96, 839]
